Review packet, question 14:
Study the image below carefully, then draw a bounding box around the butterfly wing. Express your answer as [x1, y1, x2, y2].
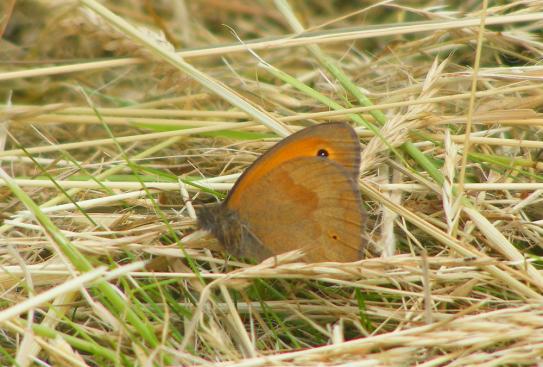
[233, 156, 364, 262]
[226, 122, 361, 210]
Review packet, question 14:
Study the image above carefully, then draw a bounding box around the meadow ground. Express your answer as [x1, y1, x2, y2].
[1, 1, 543, 366]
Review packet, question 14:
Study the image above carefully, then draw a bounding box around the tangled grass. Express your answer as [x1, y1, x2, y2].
[1, 1, 543, 366]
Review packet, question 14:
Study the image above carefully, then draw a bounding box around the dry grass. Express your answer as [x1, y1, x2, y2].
[2, 0, 543, 366]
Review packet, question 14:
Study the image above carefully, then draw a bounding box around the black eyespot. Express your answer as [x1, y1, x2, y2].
[331, 234, 338, 240]
[317, 149, 329, 157]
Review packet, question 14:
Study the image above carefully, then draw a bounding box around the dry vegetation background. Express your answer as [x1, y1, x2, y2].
[1, 0, 543, 366]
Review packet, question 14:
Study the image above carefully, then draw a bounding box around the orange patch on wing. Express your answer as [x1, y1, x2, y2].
[226, 137, 327, 208]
